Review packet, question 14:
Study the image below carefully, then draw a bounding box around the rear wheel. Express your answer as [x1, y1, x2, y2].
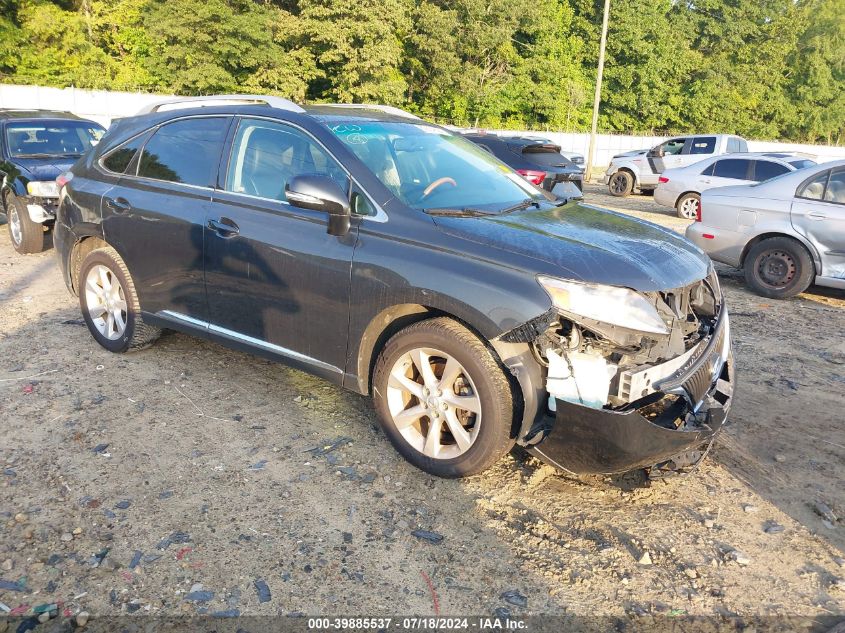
[78, 246, 161, 352]
[676, 193, 701, 219]
[608, 171, 634, 197]
[372, 317, 515, 478]
[743, 237, 814, 299]
[6, 194, 49, 254]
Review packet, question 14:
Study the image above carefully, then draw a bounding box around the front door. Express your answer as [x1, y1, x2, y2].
[645, 138, 687, 184]
[791, 167, 845, 279]
[102, 116, 232, 321]
[204, 117, 357, 377]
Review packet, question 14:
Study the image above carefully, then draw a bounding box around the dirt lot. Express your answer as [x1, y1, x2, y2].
[1, 184, 844, 630]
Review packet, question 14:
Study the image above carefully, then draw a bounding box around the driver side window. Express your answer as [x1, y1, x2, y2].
[225, 118, 349, 203]
[659, 138, 686, 156]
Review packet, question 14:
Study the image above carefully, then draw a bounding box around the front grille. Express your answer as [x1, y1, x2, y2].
[681, 314, 726, 404]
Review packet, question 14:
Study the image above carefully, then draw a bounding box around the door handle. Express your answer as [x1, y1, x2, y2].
[701, 179, 711, 185]
[807, 211, 826, 220]
[105, 196, 131, 213]
[208, 217, 239, 236]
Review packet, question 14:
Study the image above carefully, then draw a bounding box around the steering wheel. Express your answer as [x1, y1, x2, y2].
[421, 177, 457, 200]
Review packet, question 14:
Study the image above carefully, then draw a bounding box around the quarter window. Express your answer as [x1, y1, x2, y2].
[102, 133, 148, 174]
[690, 137, 716, 155]
[823, 170, 845, 204]
[797, 171, 829, 200]
[137, 117, 228, 187]
[225, 118, 348, 203]
[752, 160, 789, 182]
[712, 159, 751, 180]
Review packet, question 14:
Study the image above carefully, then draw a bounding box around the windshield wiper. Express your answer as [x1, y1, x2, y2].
[424, 208, 496, 217]
[498, 198, 542, 214]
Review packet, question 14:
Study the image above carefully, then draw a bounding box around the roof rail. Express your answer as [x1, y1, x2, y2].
[323, 103, 421, 120]
[137, 94, 305, 115]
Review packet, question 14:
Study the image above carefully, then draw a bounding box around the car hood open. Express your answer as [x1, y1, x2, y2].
[432, 201, 711, 292]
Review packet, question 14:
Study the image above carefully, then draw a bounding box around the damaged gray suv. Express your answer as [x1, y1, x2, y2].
[55, 95, 733, 479]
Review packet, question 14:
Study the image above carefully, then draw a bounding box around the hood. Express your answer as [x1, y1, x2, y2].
[12, 157, 76, 182]
[612, 149, 648, 160]
[432, 202, 710, 292]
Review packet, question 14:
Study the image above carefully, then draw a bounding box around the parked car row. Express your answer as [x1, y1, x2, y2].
[1, 95, 734, 482]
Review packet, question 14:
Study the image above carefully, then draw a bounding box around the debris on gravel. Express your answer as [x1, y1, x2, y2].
[411, 529, 444, 544]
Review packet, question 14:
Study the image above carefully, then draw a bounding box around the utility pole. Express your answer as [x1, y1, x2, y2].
[584, 0, 610, 184]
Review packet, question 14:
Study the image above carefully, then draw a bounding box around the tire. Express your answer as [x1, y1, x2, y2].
[5, 194, 50, 254]
[78, 246, 161, 352]
[608, 171, 634, 197]
[676, 192, 701, 219]
[743, 237, 814, 299]
[372, 317, 516, 478]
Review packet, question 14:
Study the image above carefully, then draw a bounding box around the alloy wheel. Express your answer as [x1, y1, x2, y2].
[8, 206, 22, 245]
[385, 347, 482, 459]
[610, 174, 627, 194]
[85, 264, 128, 340]
[679, 196, 699, 219]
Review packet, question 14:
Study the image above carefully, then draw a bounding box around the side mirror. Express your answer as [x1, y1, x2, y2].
[285, 174, 351, 236]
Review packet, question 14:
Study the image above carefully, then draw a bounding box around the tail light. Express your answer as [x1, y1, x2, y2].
[658, 176, 669, 184]
[516, 169, 546, 186]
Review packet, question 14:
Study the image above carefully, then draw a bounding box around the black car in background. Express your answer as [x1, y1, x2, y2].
[462, 133, 584, 197]
[55, 95, 733, 480]
[0, 110, 106, 253]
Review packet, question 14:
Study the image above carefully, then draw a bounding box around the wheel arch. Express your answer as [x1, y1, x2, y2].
[351, 303, 514, 398]
[739, 231, 821, 272]
[675, 190, 700, 207]
[613, 166, 638, 186]
[68, 233, 110, 295]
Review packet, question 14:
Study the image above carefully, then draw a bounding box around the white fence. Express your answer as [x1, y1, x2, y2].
[3, 83, 844, 167]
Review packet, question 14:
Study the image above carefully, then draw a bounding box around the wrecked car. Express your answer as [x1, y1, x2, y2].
[54, 95, 733, 479]
[1, 109, 106, 254]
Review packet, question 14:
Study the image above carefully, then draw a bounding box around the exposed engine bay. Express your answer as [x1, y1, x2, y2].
[493, 272, 733, 475]
[503, 274, 722, 412]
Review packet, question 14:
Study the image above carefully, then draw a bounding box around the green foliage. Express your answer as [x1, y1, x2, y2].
[0, 0, 842, 142]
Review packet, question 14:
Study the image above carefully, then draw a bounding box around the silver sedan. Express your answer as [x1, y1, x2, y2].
[686, 159, 845, 298]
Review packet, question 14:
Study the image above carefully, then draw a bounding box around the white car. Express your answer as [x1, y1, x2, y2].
[686, 159, 845, 298]
[603, 134, 748, 197]
[655, 153, 817, 219]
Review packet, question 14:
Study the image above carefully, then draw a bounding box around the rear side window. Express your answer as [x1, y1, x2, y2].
[690, 137, 716, 155]
[700, 163, 716, 176]
[824, 170, 845, 204]
[712, 159, 751, 180]
[726, 137, 741, 153]
[137, 117, 228, 187]
[789, 159, 815, 170]
[752, 160, 790, 182]
[101, 133, 148, 174]
[796, 170, 829, 200]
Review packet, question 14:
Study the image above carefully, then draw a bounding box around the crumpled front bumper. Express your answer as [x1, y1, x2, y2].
[528, 313, 734, 476]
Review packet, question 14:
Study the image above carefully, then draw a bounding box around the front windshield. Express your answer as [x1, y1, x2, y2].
[5, 120, 105, 158]
[326, 120, 544, 212]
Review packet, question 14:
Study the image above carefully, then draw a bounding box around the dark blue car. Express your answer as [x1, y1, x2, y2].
[1, 110, 105, 253]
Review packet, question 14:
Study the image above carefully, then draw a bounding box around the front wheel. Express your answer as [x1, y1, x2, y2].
[676, 193, 700, 219]
[608, 171, 634, 197]
[79, 246, 161, 352]
[372, 317, 515, 478]
[743, 237, 814, 299]
[6, 194, 50, 254]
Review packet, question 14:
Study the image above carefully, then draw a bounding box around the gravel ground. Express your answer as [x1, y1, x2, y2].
[1, 186, 844, 631]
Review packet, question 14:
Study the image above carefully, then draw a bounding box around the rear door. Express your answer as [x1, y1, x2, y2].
[102, 116, 232, 321]
[700, 158, 754, 191]
[678, 136, 717, 168]
[791, 167, 845, 279]
[204, 116, 357, 377]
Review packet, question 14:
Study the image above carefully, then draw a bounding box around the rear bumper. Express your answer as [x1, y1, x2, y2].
[684, 223, 745, 268]
[652, 186, 677, 209]
[528, 310, 734, 476]
[53, 219, 75, 293]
